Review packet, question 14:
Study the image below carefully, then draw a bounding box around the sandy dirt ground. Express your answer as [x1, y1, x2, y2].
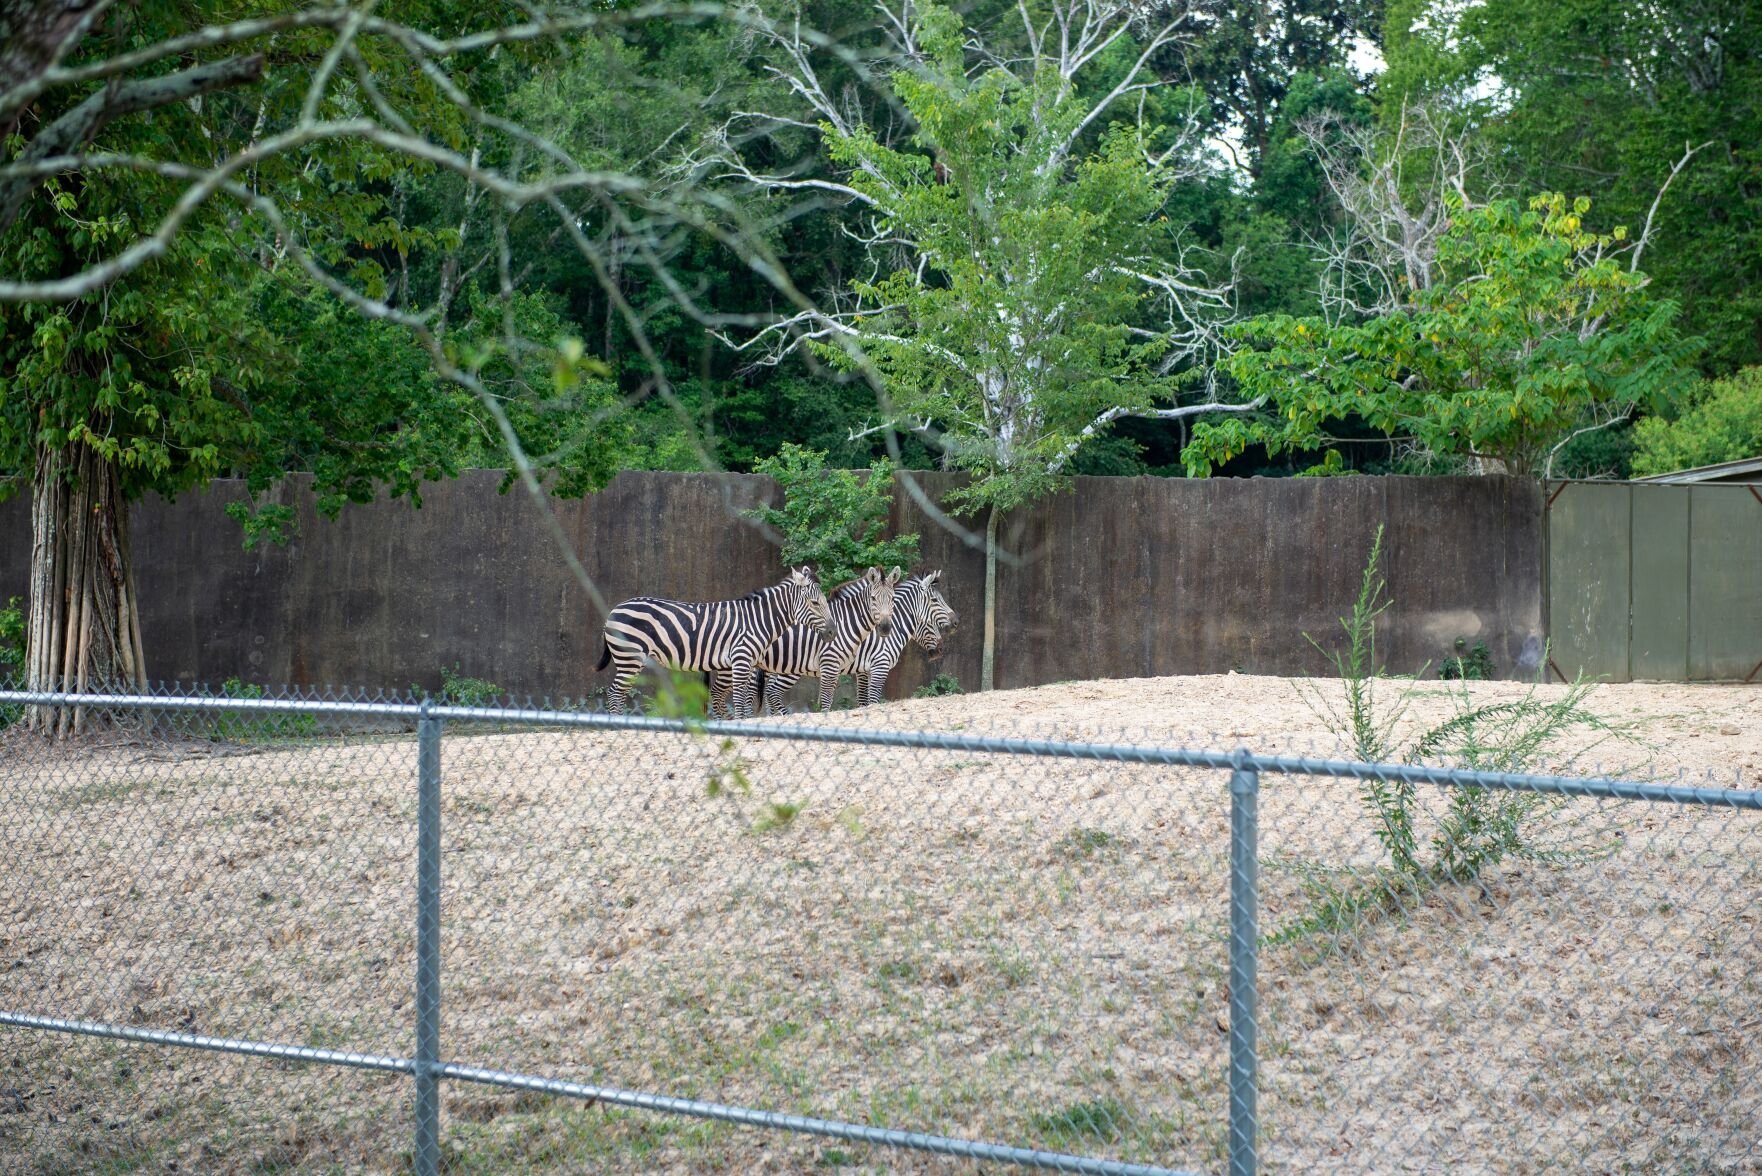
[1, 673, 1758, 1174]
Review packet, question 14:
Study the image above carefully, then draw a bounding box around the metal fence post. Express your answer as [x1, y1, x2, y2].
[1228, 759, 1259, 1176]
[415, 703, 443, 1176]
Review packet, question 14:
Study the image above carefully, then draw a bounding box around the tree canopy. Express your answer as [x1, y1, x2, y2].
[0, 0, 1751, 700]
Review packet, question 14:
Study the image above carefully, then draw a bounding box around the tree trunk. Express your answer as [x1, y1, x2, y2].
[25, 440, 146, 735]
[981, 503, 998, 692]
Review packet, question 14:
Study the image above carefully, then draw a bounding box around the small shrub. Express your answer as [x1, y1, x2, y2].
[745, 443, 919, 585]
[752, 800, 806, 833]
[1440, 638, 1494, 681]
[0, 596, 23, 728]
[0, 596, 22, 675]
[640, 668, 713, 722]
[913, 673, 963, 699]
[438, 665, 503, 707]
[704, 736, 753, 799]
[211, 678, 317, 743]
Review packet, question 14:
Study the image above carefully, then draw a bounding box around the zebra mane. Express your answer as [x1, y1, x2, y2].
[826, 575, 874, 600]
[732, 572, 810, 604]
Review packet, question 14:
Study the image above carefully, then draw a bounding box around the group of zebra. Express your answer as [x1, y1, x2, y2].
[596, 564, 958, 718]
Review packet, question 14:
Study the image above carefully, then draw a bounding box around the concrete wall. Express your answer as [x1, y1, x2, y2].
[0, 471, 1547, 697]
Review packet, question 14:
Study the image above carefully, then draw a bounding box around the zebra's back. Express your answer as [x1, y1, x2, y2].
[604, 595, 771, 671]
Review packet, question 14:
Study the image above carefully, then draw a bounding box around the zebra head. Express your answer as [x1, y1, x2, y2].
[863, 565, 903, 634]
[787, 566, 834, 636]
[916, 570, 956, 658]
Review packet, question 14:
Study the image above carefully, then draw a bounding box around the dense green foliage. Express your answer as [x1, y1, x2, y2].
[0, 2, 638, 531]
[1210, 195, 1696, 476]
[1389, 0, 1762, 375]
[1631, 367, 1762, 476]
[812, 4, 1216, 513]
[5, 0, 1755, 516]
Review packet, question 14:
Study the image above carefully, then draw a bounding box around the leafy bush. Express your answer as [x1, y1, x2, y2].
[1439, 639, 1494, 681]
[210, 677, 317, 742]
[640, 667, 712, 722]
[0, 597, 23, 728]
[1632, 366, 1762, 476]
[746, 443, 918, 585]
[912, 673, 963, 699]
[1282, 527, 1626, 944]
[438, 665, 502, 707]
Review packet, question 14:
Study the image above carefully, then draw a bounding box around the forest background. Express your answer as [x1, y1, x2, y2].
[1, 0, 1758, 694]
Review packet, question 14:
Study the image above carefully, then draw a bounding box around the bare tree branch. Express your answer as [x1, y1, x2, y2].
[0, 53, 265, 232]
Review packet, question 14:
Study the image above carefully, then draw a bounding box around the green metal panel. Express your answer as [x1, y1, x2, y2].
[1689, 486, 1762, 681]
[1629, 487, 1690, 680]
[1547, 483, 1632, 682]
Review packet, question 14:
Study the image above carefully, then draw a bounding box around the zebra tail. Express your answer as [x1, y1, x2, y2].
[596, 641, 611, 672]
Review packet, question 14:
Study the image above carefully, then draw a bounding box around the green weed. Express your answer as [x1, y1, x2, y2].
[1058, 828, 1117, 859]
[753, 800, 806, 832]
[1030, 1098, 1130, 1146]
[1282, 526, 1630, 945]
[913, 672, 963, 698]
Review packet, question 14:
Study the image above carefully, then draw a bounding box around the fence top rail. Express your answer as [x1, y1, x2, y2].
[5, 689, 1758, 810]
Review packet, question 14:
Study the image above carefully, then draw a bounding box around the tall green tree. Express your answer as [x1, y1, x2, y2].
[745, 443, 918, 585]
[1158, 0, 1381, 177]
[1631, 367, 1762, 477]
[1381, 0, 1762, 374]
[721, 0, 1256, 688]
[0, 2, 725, 720]
[1205, 194, 1698, 477]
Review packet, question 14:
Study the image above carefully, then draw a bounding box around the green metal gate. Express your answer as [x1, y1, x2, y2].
[1546, 482, 1762, 682]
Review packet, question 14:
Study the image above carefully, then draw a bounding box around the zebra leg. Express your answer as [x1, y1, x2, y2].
[764, 673, 797, 716]
[852, 671, 869, 707]
[703, 670, 731, 719]
[817, 667, 839, 713]
[862, 667, 888, 706]
[606, 671, 635, 715]
[727, 655, 758, 719]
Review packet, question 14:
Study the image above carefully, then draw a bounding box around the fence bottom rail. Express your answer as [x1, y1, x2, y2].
[0, 1010, 1199, 1176]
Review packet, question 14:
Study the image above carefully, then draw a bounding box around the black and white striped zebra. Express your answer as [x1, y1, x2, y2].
[596, 566, 830, 717]
[709, 566, 902, 715]
[850, 570, 957, 706]
[732, 569, 951, 713]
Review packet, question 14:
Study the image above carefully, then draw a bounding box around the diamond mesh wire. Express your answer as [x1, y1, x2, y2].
[1, 683, 1756, 1174]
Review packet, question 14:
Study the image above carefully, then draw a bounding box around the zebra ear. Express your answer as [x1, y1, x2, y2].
[864, 566, 881, 583]
[887, 566, 902, 584]
[926, 570, 941, 585]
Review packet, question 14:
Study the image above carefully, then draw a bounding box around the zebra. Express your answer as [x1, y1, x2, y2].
[708, 566, 902, 716]
[596, 566, 830, 717]
[851, 570, 957, 706]
[736, 569, 953, 713]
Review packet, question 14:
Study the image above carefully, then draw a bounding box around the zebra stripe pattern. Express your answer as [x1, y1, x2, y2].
[709, 567, 901, 716]
[596, 566, 829, 717]
[742, 570, 954, 713]
[850, 570, 957, 706]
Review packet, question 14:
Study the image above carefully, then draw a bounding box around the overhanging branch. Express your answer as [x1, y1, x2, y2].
[0, 52, 264, 232]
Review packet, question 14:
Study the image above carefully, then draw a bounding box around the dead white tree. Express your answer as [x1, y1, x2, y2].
[1294, 94, 1708, 476]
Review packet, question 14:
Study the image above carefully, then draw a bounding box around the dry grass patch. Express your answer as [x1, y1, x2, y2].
[1, 674, 1758, 1173]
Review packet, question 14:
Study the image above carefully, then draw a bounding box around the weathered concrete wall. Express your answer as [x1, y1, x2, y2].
[890, 473, 1545, 697]
[0, 471, 1547, 697]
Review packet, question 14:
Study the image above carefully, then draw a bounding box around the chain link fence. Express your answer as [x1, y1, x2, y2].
[1, 684, 1758, 1173]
